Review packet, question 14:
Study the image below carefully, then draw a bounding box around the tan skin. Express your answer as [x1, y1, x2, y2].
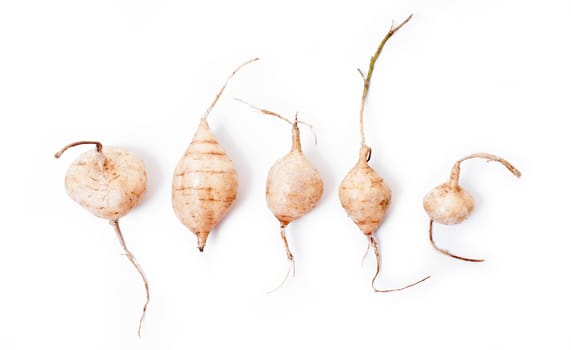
[55, 141, 149, 337]
[349, 14, 431, 292]
[237, 100, 320, 292]
[427, 152, 521, 262]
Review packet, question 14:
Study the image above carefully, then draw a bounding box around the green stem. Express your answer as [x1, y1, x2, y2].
[359, 14, 413, 145]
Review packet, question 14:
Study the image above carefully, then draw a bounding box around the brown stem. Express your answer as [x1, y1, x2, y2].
[359, 14, 413, 145]
[429, 219, 485, 263]
[202, 57, 259, 121]
[54, 141, 103, 158]
[280, 225, 295, 270]
[369, 235, 431, 293]
[235, 99, 318, 148]
[235, 98, 293, 125]
[110, 220, 150, 338]
[267, 225, 296, 293]
[449, 152, 521, 189]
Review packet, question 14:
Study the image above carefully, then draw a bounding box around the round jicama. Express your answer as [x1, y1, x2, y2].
[172, 58, 258, 252]
[54, 141, 149, 337]
[423, 152, 521, 262]
[338, 15, 430, 292]
[238, 100, 323, 288]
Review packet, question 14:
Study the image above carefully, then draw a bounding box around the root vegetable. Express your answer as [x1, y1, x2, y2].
[172, 58, 258, 252]
[239, 100, 323, 289]
[338, 15, 430, 292]
[423, 152, 521, 262]
[54, 141, 149, 337]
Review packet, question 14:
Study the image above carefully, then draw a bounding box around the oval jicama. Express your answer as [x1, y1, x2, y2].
[172, 58, 258, 252]
[54, 140, 149, 337]
[338, 15, 430, 292]
[238, 100, 323, 288]
[423, 152, 521, 262]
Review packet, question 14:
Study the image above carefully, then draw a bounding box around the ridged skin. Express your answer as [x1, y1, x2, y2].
[423, 183, 474, 225]
[339, 145, 391, 235]
[172, 118, 238, 249]
[64, 147, 147, 221]
[266, 124, 323, 226]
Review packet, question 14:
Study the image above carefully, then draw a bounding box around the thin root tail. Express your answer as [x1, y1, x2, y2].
[110, 220, 150, 337]
[369, 234, 431, 293]
[429, 219, 485, 263]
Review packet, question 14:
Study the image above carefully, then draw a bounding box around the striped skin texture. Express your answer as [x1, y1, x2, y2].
[339, 145, 391, 235]
[172, 118, 238, 251]
[265, 124, 323, 226]
[64, 147, 147, 221]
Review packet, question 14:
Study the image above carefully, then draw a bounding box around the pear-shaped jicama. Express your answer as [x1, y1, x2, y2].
[423, 152, 521, 262]
[239, 100, 323, 288]
[338, 15, 430, 292]
[55, 141, 149, 337]
[172, 58, 258, 252]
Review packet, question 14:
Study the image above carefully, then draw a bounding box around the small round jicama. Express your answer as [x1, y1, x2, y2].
[172, 58, 258, 252]
[238, 100, 323, 289]
[423, 152, 521, 262]
[54, 141, 149, 337]
[339, 15, 430, 292]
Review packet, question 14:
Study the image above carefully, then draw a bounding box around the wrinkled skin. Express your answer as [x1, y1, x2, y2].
[339, 145, 391, 235]
[64, 147, 147, 221]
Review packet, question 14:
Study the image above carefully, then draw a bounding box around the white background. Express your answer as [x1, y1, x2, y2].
[1, 0, 570, 349]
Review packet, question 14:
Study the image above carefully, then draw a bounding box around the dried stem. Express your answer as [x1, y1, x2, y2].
[110, 220, 150, 337]
[267, 225, 296, 293]
[202, 57, 259, 121]
[359, 14, 413, 145]
[54, 141, 103, 158]
[428, 219, 485, 263]
[449, 152, 521, 189]
[235, 98, 293, 125]
[369, 235, 431, 293]
[236, 99, 318, 144]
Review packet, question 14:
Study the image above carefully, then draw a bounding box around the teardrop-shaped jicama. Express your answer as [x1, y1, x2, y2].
[238, 100, 322, 288]
[54, 141, 149, 337]
[338, 15, 430, 292]
[172, 58, 258, 252]
[423, 152, 521, 262]
[172, 118, 238, 251]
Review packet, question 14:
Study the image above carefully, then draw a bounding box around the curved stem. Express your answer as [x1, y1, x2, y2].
[54, 141, 103, 158]
[428, 219, 485, 263]
[202, 58, 259, 120]
[110, 220, 150, 338]
[236, 99, 318, 146]
[369, 235, 431, 293]
[359, 14, 413, 145]
[449, 152, 521, 189]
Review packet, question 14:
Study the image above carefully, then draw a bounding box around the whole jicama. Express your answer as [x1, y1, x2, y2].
[172, 58, 258, 252]
[423, 152, 521, 262]
[238, 100, 323, 288]
[338, 15, 430, 292]
[55, 140, 149, 337]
